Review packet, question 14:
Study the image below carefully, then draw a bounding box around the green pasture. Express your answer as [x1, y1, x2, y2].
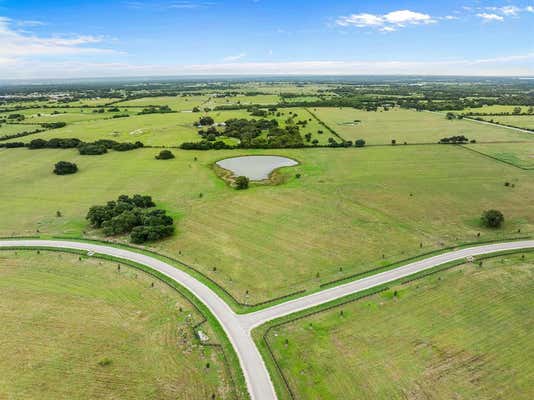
[464, 142, 534, 169]
[478, 115, 534, 130]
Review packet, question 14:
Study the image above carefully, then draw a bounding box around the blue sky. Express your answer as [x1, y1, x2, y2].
[1, 0, 533, 78]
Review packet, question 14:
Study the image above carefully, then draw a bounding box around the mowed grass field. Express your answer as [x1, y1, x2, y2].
[265, 253, 534, 400]
[4, 107, 337, 147]
[479, 115, 534, 130]
[0, 250, 231, 399]
[115, 95, 209, 110]
[5, 111, 202, 146]
[458, 105, 532, 114]
[0, 123, 42, 136]
[312, 107, 534, 144]
[464, 142, 534, 169]
[1, 145, 533, 303]
[0, 107, 140, 125]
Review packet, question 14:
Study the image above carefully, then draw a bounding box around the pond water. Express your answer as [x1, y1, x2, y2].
[216, 155, 298, 180]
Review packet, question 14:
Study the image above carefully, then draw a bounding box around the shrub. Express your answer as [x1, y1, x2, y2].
[235, 176, 249, 190]
[155, 149, 175, 160]
[53, 161, 78, 175]
[78, 143, 107, 155]
[355, 139, 366, 147]
[481, 209, 504, 228]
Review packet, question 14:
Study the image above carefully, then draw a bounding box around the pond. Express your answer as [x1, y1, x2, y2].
[216, 155, 298, 181]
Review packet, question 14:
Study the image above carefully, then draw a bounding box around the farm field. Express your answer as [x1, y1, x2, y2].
[457, 105, 533, 114]
[264, 252, 534, 400]
[0, 250, 231, 399]
[5, 111, 202, 146]
[0, 123, 42, 137]
[0, 107, 138, 124]
[464, 142, 534, 169]
[206, 94, 280, 108]
[115, 95, 209, 110]
[4, 107, 338, 147]
[478, 115, 534, 130]
[0, 145, 532, 303]
[312, 107, 534, 144]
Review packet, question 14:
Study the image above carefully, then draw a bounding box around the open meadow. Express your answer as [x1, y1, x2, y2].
[1, 144, 532, 303]
[478, 115, 534, 130]
[0, 250, 231, 399]
[312, 107, 534, 144]
[264, 252, 534, 400]
[464, 142, 534, 169]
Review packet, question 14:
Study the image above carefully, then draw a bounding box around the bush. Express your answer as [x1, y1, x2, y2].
[355, 139, 366, 147]
[481, 209, 504, 228]
[78, 143, 107, 155]
[155, 149, 175, 160]
[235, 176, 249, 190]
[53, 161, 78, 175]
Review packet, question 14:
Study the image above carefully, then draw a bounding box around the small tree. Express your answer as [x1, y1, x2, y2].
[53, 161, 78, 175]
[481, 209, 504, 228]
[155, 149, 175, 160]
[235, 176, 249, 190]
[355, 139, 366, 147]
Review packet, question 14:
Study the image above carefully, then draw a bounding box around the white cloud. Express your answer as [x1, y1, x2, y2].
[476, 13, 504, 21]
[2, 53, 533, 80]
[0, 16, 117, 58]
[222, 53, 246, 62]
[336, 9, 435, 31]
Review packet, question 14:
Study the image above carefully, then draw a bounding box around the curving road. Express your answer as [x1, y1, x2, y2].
[1, 239, 534, 400]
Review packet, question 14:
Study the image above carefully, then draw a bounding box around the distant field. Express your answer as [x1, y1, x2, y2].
[478, 115, 534, 130]
[0, 145, 532, 303]
[115, 95, 209, 110]
[465, 142, 534, 169]
[458, 105, 533, 114]
[312, 107, 534, 144]
[0, 107, 139, 124]
[0, 123, 42, 137]
[206, 94, 280, 108]
[0, 250, 230, 399]
[265, 252, 534, 400]
[5, 112, 202, 146]
[5, 107, 337, 147]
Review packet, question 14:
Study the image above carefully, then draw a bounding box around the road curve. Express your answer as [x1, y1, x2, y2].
[1, 239, 534, 400]
[0, 239, 277, 400]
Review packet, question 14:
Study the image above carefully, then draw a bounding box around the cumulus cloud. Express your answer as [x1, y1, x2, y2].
[0, 17, 116, 59]
[336, 9, 436, 31]
[476, 13, 504, 21]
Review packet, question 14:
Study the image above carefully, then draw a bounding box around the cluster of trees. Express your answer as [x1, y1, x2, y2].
[235, 176, 249, 190]
[24, 137, 143, 154]
[438, 135, 470, 144]
[40, 122, 67, 129]
[326, 138, 366, 148]
[155, 149, 175, 159]
[197, 116, 215, 126]
[137, 105, 174, 115]
[53, 161, 78, 175]
[181, 140, 233, 150]
[86, 194, 174, 243]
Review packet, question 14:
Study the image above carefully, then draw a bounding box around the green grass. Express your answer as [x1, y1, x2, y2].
[478, 115, 534, 130]
[0, 123, 42, 137]
[1, 144, 532, 304]
[263, 252, 534, 400]
[458, 105, 532, 114]
[115, 95, 209, 110]
[312, 107, 534, 144]
[5, 112, 202, 146]
[464, 142, 534, 169]
[0, 249, 232, 399]
[1, 107, 140, 124]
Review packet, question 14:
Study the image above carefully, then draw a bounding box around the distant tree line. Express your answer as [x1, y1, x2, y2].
[0, 137, 144, 154]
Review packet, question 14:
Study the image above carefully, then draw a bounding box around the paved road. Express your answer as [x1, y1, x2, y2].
[1, 239, 534, 400]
